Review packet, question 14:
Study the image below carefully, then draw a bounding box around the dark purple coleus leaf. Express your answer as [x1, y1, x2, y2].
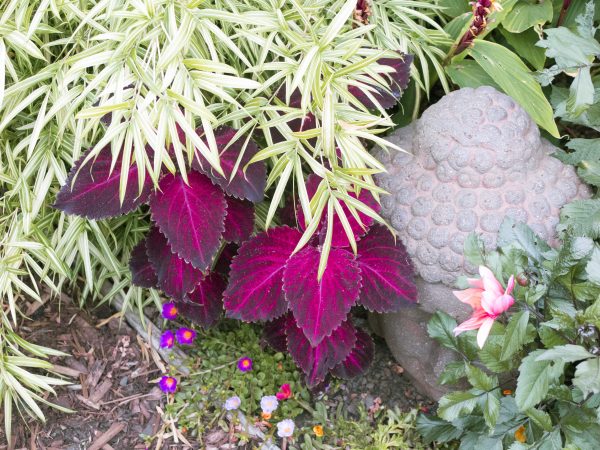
[297, 174, 381, 248]
[214, 242, 238, 277]
[349, 53, 413, 109]
[54, 145, 152, 219]
[283, 246, 361, 346]
[177, 272, 226, 328]
[150, 171, 226, 272]
[224, 226, 302, 322]
[223, 197, 254, 243]
[262, 314, 291, 353]
[129, 239, 158, 288]
[146, 227, 203, 300]
[191, 127, 266, 203]
[356, 225, 417, 312]
[286, 318, 356, 386]
[330, 328, 374, 379]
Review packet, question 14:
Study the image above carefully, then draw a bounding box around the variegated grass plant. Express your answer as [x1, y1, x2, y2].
[0, 0, 446, 436]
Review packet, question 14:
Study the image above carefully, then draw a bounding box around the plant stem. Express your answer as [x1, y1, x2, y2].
[557, 0, 571, 27]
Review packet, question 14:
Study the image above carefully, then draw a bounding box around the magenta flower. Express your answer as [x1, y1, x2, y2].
[159, 375, 177, 393]
[176, 327, 197, 345]
[453, 266, 515, 348]
[162, 302, 178, 320]
[276, 383, 292, 400]
[237, 356, 253, 372]
[160, 330, 175, 349]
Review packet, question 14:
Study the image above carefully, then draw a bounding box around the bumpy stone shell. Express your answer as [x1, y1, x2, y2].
[375, 86, 591, 286]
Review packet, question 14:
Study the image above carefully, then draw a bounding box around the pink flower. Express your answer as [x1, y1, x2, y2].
[453, 266, 515, 348]
[160, 330, 175, 349]
[162, 302, 178, 320]
[176, 328, 197, 345]
[276, 383, 292, 400]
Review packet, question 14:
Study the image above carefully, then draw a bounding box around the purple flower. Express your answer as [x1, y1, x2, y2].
[159, 376, 177, 393]
[176, 327, 197, 345]
[162, 302, 178, 320]
[160, 330, 175, 349]
[237, 356, 253, 372]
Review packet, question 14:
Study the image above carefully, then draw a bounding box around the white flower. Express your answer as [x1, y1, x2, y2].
[260, 395, 279, 413]
[224, 395, 241, 411]
[276, 419, 295, 438]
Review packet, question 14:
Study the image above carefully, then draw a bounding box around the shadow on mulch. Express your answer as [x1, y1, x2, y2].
[0, 294, 168, 450]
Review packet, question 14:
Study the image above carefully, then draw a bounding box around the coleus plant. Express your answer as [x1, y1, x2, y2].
[54, 55, 415, 385]
[224, 174, 417, 386]
[55, 126, 264, 327]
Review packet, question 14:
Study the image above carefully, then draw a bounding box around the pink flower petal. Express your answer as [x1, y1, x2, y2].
[479, 266, 504, 298]
[453, 288, 483, 310]
[467, 277, 484, 289]
[480, 290, 499, 316]
[476, 317, 495, 348]
[505, 275, 515, 295]
[453, 312, 488, 335]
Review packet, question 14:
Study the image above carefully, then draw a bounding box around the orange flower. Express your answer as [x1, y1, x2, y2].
[503, 389, 513, 395]
[313, 425, 324, 437]
[262, 412, 272, 420]
[514, 425, 526, 443]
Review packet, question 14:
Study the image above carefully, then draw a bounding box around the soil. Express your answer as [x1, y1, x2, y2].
[0, 299, 432, 450]
[0, 293, 165, 450]
[329, 335, 436, 417]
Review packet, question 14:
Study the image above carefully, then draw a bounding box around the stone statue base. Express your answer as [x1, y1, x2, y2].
[369, 279, 470, 400]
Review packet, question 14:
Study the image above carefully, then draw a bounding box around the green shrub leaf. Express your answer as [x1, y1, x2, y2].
[427, 311, 459, 351]
[536, 345, 594, 363]
[573, 358, 600, 396]
[469, 40, 559, 137]
[500, 310, 531, 361]
[437, 391, 479, 421]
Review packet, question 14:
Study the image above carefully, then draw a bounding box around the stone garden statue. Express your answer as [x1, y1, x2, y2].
[371, 86, 591, 399]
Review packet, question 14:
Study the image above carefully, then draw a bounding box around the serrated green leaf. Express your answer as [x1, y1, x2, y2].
[573, 358, 600, 396]
[482, 393, 501, 429]
[515, 350, 564, 411]
[466, 363, 497, 391]
[500, 310, 531, 361]
[560, 199, 600, 238]
[438, 391, 479, 421]
[438, 361, 467, 386]
[427, 311, 459, 351]
[536, 345, 594, 363]
[525, 407, 553, 432]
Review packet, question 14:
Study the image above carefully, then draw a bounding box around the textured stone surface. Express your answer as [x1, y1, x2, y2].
[372, 86, 591, 400]
[374, 86, 591, 287]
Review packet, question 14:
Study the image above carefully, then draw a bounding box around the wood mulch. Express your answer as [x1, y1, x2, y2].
[0, 293, 176, 450]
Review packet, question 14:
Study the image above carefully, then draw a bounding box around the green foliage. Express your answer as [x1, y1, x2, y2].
[165, 321, 307, 439]
[418, 216, 600, 448]
[158, 322, 434, 449]
[441, 0, 559, 137]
